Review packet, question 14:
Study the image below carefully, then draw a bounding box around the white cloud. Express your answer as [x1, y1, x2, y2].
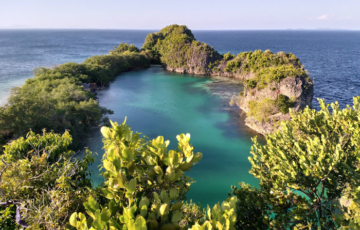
[316, 14, 334, 20]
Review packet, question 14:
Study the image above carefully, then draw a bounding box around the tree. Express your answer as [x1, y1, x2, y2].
[248, 97, 360, 229]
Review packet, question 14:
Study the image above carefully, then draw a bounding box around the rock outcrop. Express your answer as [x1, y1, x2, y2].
[142, 24, 314, 135]
[234, 76, 313, 134]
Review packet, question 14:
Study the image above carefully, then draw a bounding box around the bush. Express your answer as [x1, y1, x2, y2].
[245, 79, 257, 89]
[0, 130, 95, 228]
[110, 43, 140, 54]
[277, 94, 295, 114]
[248, 97, 360, 229]
[232, 183, 269, 229]
[248, 99, 278, 122]
[223, 52, 235, 61]
[69, 120, 237, 230]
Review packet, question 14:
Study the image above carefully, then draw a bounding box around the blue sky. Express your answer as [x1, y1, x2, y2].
[1, 0, 359, 30]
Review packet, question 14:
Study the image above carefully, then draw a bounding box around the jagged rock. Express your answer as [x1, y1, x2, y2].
[235, 76, 313, 135]
[143, 24, 314, 135]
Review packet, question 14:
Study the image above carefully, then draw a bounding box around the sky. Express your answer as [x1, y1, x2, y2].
[0, 0, 359, 30]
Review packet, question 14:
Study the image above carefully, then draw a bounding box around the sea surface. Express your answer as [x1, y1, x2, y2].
[1, 30, 359, 205]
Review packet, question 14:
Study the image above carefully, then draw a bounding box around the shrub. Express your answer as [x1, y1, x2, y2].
[277, 94, 295, 114]
[223, 52, 235, 61]
[248, 97, 360, 229]
[110, 43, 140, 54]
[248, 99, 278, 121]
[0, 130, 94, 228]
[245, 79, 257, 89]
[69, 119, 238, 230]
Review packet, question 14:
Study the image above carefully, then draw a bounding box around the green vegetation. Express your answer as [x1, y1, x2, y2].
[0, 44, 150, 150]
[69, 120, 237, 230]
[142, 24, 221, 73]
[223, 52, 235, 61]
[2, 98, 360, 229]
[247, 97, 360, 229]
[226, 50, 308, 89]
[277, 94, 295, 114]
[248, 98, 278, 122]
[247, 94, 295, 121]
[0, 130, 94, 229]
[142, 26, 309, 120]
[0, 24, 331, 229]
[110, 43, 140, 54]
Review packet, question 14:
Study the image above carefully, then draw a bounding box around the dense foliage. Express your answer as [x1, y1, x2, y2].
[0, 44, 150, 150]
[225, 50, 308, 88]
[142, 24, 221, 73]
[2, 98, 360, 229]
[247, 94, 296, 121]
[70, 119, 237, 230]
[110, 43, 140, 55]
[0, 130, 94, 229]
[143, 25, 307, 90]
[246, 97, 360, 229]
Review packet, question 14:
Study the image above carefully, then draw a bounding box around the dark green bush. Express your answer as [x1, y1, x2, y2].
[245, 79, 257, 89]
[277, 94, 295, 114]
[223, 52, 235, 61]
[110, 43, 139, 54]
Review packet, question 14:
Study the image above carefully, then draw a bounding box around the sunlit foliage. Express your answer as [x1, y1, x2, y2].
[0, 130, 94, 229]
[69, 119, 237, 230]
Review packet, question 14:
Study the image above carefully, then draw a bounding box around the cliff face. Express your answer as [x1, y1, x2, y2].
[142, 25, 222, 75]
[235, 76, 313, 134]
[142, 25, 314, 135]
[165, 42, 222, 75]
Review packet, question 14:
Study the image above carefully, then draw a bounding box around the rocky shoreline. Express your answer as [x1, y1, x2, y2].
[142, 25, 314, 135]
[166, 66, 313, 135]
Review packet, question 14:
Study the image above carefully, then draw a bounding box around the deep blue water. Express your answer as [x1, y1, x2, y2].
[1, 30, 360, 205]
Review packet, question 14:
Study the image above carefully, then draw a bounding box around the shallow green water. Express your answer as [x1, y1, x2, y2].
[86, 67, 260, 206]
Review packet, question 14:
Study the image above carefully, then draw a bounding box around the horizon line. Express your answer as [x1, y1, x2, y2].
[0, 28, 357, 31]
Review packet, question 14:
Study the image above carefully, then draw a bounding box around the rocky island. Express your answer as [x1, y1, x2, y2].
[141, 25, 314, 134]
[0, 24, 313, 150]
[3, 25, 360, 230]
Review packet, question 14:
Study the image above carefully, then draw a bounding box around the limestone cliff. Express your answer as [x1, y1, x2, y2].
[142, 24, 314, 135]
[233, 76, 313, 134]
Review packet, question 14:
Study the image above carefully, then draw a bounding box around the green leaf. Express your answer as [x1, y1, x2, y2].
[84, 196, 100, 214]
[101, 209, 111, 222]
[122, 147, 134, 161]
[69, 212, 78, 227]
[135, 216, 147, 230]
[154, 166, 163, 175]
[159, 203, 169, 216]
[125, 178, 137, 193]
[192, 152, 203, 163]
[103, 160, 116, 173]
[171, 210, 182, 223]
